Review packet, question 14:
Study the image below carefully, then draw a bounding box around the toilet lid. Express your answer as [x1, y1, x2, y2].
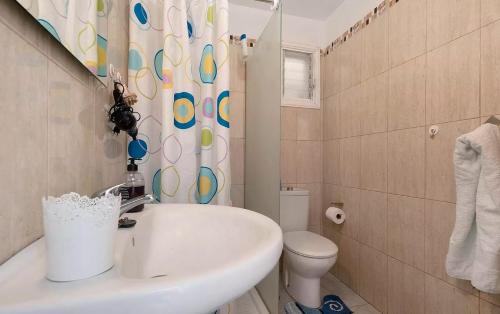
[284, 231, 338, 259]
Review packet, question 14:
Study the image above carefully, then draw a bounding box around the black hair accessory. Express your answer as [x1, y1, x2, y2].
[108, 82, 141, 140]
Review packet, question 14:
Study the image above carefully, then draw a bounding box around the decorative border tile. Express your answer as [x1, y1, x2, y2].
[323, 0, 401, 56]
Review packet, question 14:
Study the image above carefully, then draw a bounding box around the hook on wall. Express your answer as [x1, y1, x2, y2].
[429, 125, 439, 138]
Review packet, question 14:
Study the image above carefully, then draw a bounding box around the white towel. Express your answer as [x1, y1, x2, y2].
[446, 123, 500, 294]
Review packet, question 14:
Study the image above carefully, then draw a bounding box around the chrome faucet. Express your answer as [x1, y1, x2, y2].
[92, 183, 155, 217]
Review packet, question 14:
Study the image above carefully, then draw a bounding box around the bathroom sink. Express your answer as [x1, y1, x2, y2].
[0, 204, 283, 314]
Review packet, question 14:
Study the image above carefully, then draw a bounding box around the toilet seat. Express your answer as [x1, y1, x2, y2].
[284, 231, 338, 259]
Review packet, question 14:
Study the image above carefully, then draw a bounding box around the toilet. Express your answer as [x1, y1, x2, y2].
[280, 188, 338, 308]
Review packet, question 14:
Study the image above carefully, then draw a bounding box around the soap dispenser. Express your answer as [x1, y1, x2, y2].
[120, 158, 145, 212]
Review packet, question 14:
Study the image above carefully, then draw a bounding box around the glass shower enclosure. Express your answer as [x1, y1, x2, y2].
[244, 2, 282, 314]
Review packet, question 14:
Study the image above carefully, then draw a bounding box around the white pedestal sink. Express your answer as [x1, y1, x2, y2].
[0, 204, 283, 314]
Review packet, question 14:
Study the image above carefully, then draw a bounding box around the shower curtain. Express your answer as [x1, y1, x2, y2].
[18, 0, 108, 77]
[128, 0, 231, 205]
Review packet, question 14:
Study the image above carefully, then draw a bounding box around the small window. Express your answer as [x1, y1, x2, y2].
[282, 44, 320, 109]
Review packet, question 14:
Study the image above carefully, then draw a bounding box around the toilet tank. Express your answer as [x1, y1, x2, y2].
[279, 188, 309, 232]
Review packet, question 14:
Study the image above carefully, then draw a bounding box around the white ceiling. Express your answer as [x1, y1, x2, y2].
[229, 0, 345, 20]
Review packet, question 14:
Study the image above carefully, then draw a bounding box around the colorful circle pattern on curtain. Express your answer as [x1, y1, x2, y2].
[207, 4, 215, 25]
[152, 169, 161, 202]
[129, 48, 144, 71]
[154, 49, 163, 80]
[199, 44, 217, 83]
[201, 127, 213, 149]
[203, 97, 214, 118]
[134, 2, 149, 25]
[97, 35, 108, 77]
[173, 92, 196, 129]
[197, 167, 218, 204]
[163, 68, 174, 89]
[128, 139, 148, 159]
[38, 19, 61, 42]
[217, 90, 230, 128]
[187, 19, 194, 41]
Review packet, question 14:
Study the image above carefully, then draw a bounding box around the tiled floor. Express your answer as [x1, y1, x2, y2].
[279, 272, 381, 314]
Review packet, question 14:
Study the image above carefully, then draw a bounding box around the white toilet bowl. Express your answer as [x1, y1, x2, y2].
[283, 231, 338, 308]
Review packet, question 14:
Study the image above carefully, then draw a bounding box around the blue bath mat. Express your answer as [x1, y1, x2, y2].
[322, 295, 352, 314]
[284, 295, 351, 314]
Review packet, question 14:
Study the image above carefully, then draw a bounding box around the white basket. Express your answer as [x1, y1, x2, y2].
[42, 192, 121, 282]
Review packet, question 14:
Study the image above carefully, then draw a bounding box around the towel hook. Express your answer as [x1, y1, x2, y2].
[429, 125, 439, 138]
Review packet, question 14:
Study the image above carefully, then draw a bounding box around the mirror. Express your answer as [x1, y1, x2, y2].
[16, 0, 109, 82]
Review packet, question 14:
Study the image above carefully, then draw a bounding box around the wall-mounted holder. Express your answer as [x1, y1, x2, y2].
[429, 125, 439, 138]
[108, 81, 140, 140]
[330, 202, 344, 209]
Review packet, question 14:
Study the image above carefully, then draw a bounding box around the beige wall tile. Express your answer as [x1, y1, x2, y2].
[230, 91, 245, 139]
[308, 225, 320, 234]
[107, 1, 129, 83]
[323, 50, 333, 98]
[481, 293, 500, 308]
[230, 138, 245, 185]
[424, 199, 454, 280]
[388, 55, 426, 131]
[48, 62, 94, 197]
[324, 140, 340, 185]
[481, 20, 500, 116]
[425, 200, 478, 295]
[333, 234, 360, 292]
[324, 94, 341, 140]
[281, 106, 297, 140]
[0, 0, 50, 54]
[324, 49, 341, 98]
[297, 108, 321, 141]
[93, 82, 127, 191]
[0, 0, 129, 264]
[388, 127, 425, 198]
[388, 0, 426, 67]
[425, 275, 479, 314]
[388, 257, 425, 314]
[231, 184, 245, 208]
[0, 22, 48, 262]
[359, 190, 387, 253]
[340, 85, 362, 138]
[361, 13, 388, 81]
[482, 0, 500, 26]
[427, 0, 480, 51]
[358, 244, 388, 313]
[334, 187, 360, 240]
[340, 136, 361, 188]
[387, 194, 425, 270]
[360, 133, 387, 192]
[426, 119, 479, 203]
[360, 72, 388, 135]
[296, 183, 322, 228]
[331, 48, 342, 96]
[426, 31, 480, 125]
[324, 48, 342, 97]
[322, 184, 342, 218]
[281, 140, 297, 184]
[230, 44, 245, 93]
[340, 31, 363, 91]
[297, 141, 322, 183]
[47, 39, 91, 88]
[481, 300, 500, 314]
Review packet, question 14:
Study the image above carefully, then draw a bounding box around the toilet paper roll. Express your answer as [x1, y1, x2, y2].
[326, 207, 346, 225]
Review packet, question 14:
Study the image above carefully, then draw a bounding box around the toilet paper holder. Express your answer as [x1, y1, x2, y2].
[330, 202, 344, 209]
[330, 202, 345, 219]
